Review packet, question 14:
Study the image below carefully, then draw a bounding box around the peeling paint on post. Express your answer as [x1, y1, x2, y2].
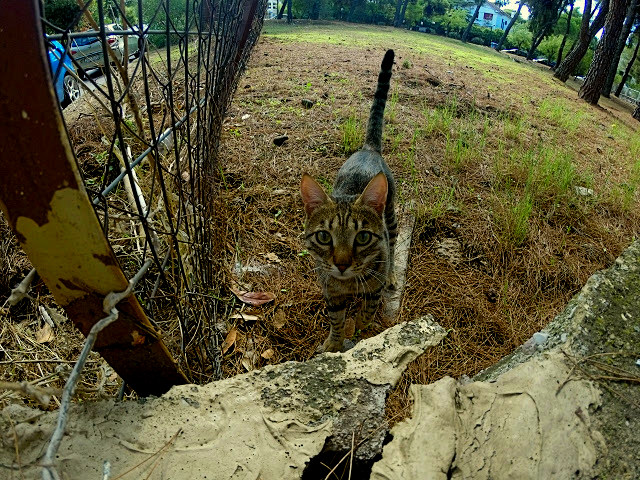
[0, 0, 188, 396]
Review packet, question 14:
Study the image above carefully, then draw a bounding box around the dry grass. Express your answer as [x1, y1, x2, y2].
[2, 21, 639, 425]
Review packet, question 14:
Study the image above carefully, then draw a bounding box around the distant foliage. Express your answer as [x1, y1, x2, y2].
[537, 34, 563, 60]
[43, 0, 97, 33]
[507, 22, 533, 50]
[44, 0, 81, 31]
[432, 8, 468, 35]
[142, 0, 189, 47]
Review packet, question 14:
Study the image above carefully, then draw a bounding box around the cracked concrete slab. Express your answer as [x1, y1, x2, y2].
[372, 239, 640, 480]
[0, 316, 446, 480]
[371, 354, 604, 479]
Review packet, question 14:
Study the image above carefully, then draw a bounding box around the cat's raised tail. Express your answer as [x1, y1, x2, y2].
[364, 49, 394, 154]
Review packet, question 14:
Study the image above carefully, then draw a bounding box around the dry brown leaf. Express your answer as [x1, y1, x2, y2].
[230, 287, 276, 306]
[241, 350, 258, 371]
[273, 310, 287, 329]
[261, 348, 274, 360]
[264, 252, 281, 263]
[35, 323, 54, 344]
[221, 327, 237, 354]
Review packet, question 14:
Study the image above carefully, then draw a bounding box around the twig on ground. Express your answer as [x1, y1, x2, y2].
[348, 431, 355, 480]
[558, 350, 640, 408]
[111, 428, 182, 480]
[3, 268, 37, 308]
[39, 306, 55, 328]
[0, 381, 59, 407]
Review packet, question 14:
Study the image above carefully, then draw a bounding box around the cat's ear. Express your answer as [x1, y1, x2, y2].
[358, 172, 388, 215]
[300, 174, 330, 216]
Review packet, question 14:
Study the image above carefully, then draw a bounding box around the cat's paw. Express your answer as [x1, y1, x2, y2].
[386, 271, 398, 290]
[355, 314, 371, 331]
[316, 338, 344, 354]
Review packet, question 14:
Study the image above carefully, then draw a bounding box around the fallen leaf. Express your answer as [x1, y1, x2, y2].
[221, 327, 237, 354]
[242, 350, 258, 371]
[264, 252, 281, 263]
[273, 310, 287, 329]
[261, 348, 274, 359]
[35, 323, 54, 343]
[230, 287, 276, 306]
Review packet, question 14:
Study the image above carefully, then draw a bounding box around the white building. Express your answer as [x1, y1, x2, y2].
[465, 1, 512, 30]
[266, 0, 279, 19]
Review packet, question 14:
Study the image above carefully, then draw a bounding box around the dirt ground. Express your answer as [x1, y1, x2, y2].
[1, 22, 639, 423]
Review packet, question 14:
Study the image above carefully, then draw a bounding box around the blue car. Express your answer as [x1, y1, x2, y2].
[47, 40, 81, 107]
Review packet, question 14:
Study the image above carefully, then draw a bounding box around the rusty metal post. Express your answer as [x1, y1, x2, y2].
[0, 0, 188, 396]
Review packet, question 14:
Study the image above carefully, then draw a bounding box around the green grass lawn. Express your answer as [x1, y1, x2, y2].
[218, 21, 640, 403]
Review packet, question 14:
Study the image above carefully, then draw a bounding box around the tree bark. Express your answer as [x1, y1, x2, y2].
[277, 0, 286, 19]
[579, 0, 630, 104]
[287, 0, 292, 23]
[554, 0, 575, 68]
[554, 0, 609, 82]
[462, 0, 483, 42]
[310, 0, 320, 19]
[399, 0, 410, 24]
[527, 0, 568, 59]
[615, 29, 640, 96]
[497, 1, 525, 50]
[601, 0, 638, 96]
[394, 0, 411, 27]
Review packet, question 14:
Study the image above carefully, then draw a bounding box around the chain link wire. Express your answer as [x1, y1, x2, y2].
[42, 0, 267, 383]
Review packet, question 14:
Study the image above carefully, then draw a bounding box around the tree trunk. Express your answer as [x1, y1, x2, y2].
[554, 0, 575, 68]
[287, 0, 292, 23]
[615, 30, 640, 96]
[554, 0, 608, 82]
[601, 0, 638, 96]
[497, 1, 525, 50]
[277, 0, 286, 19]
[527, 0, 567, 59]
[579, 0, 630, 104]
[393, 0, 403, 26]
[399, 0, 410, 25]
[394, 0, 412, 28]
[633, 102, 640, 120]
[462, 0, 483, 43]
[310, 0, 320, 19]
[528, 26, 549, 59]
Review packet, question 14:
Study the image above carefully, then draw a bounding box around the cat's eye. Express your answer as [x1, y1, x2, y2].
[355, 231, 372, 246]
[315, 230, 332, 245]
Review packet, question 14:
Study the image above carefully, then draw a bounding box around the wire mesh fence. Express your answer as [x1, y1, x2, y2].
[41, 0, 267, 384]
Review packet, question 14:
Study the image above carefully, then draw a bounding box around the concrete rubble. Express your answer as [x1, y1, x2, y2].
[373, 239, 640, 479]
[2, 239, 639, 479]
[0, 316, 446, 479]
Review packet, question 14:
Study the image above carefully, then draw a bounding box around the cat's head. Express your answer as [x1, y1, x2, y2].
[300, 173, 388, 282]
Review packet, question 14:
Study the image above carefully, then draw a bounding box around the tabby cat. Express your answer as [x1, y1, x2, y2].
[300, 49, 397, 353]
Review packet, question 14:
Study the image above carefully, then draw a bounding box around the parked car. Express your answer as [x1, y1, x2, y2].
[117, 23, 149, 58]
[70, 23, 147, 73]
[47, 40, 81, 107]
[70, 24, 120, 72]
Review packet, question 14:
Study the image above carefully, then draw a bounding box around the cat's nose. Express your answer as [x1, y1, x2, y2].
[335, 263, 349, 273]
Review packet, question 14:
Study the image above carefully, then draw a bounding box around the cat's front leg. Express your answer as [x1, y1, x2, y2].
[317, 301, 346, 353]
[355, 287, 383, 330]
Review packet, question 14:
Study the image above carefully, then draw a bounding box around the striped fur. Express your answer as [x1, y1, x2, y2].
[300, 50, 396, 353]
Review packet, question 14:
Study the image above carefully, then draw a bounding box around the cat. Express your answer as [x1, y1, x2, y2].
[300, 49, 397, 353]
